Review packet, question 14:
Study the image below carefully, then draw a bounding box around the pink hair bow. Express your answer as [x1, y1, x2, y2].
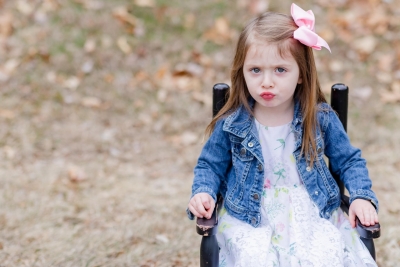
[291, 3, 331, 52]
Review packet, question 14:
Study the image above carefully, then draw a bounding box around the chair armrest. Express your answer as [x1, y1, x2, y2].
[341, 195, 381, 239]
[196, 203, 219, 236]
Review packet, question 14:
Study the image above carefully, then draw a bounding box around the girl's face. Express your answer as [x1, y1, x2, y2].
[243, 43, 302, 114]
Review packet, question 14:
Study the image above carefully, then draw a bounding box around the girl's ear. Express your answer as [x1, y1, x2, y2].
[297, 76, 303, 84]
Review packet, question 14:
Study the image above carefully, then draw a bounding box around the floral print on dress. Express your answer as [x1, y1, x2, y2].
[215, 119, 377, 267]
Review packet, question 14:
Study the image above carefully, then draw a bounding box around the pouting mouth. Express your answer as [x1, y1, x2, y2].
[260, 92, 276, 99]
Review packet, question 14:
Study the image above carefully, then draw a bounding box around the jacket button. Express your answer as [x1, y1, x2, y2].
[248, 142, 254, 148]
[315, 191, 319, 195]
[253, 193, 259, 200]
[257, 164, 263, 171]
[306, 166, 311, 172]
[240, 148, 246, 156]
[317, 147, 322, 153]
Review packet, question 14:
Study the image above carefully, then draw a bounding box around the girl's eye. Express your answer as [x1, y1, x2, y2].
[251, 68, 261, 74]
[276, 67, 286, 73]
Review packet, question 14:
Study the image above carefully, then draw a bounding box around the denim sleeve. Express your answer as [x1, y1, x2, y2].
[323, 107, 379, 212]
[186, 119, 232, 220]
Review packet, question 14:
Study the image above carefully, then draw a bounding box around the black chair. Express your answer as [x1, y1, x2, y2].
[196, 83, 381, 267]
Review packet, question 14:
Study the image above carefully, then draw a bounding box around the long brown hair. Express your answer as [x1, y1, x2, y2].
[206, 12, 327, 166]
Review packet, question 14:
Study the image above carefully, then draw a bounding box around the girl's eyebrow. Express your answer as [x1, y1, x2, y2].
[243, 61, 293, 68]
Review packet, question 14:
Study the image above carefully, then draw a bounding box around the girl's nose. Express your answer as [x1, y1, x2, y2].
[261, 73, 274, 88]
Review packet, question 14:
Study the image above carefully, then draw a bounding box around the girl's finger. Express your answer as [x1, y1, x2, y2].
[363, 209, 371, 226]
[200, 195, 211, 210]
[348, 209, 356, 228]
[194, 198, 208, 216]
[370, 209, 378, 225]
[357, 210, 365, 226]
[188, 203, 202, 218]
[374, 211, 379, 223]
[206, 198, 215, 219]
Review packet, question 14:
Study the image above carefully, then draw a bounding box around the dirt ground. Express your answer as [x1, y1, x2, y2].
[0, 0, 399, 266]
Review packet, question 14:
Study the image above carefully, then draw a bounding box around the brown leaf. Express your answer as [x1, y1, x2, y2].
[192, 91, 212, 106]
[112, 6, 137, 27]
[68, 166, 86, 183]
[0, 109, 16, 119]
[202, 17, 232, 45]
[365, 6, 389, 34]
[0, 12, 13, 37]
[380, 89, 400, 103]
[172, 70, 193, 78]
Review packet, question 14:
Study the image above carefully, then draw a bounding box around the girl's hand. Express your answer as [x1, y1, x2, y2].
[188, 193, 215, 219]
[348, 199, 379, 228]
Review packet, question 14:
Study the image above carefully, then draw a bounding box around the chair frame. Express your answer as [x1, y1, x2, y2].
[196, 83, 381, 267]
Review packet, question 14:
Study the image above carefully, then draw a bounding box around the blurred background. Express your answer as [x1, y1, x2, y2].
[0, 0, 399, 266]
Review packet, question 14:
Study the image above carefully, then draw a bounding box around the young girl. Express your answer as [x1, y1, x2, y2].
[187, 3, 379, 266]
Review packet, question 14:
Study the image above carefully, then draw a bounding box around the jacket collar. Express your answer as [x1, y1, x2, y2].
[223, 97, 303, 138]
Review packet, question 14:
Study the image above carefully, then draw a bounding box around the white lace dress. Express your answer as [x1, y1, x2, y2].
[216, 119, 377, 267]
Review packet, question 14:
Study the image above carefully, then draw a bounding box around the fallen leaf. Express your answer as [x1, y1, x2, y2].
[117, 36, 132, 54]
[63, 76, 80, 90]
[134, 0, 155, 8]
[2, 58, 20, 74]
[68, 166, 86, 183]
[0, 109, 16, 119]
[3, 146, 16, 159]
[353, 36, 377, 55]
[184, 13, 195, 29]
[378, 54, 393, 72]
[0, 12, 13, 37]
[380, 89, 400, 103]
[113, 6, 137, 27]
[16, 0, 34, 15]
[376, 71, 392, 84]
[391, 81, 400, 94]
[81, 97, 102, 108]
[329, 60, 344, 72]
[84, 39, 96, 53]
[155, 234, 169, 244]
[192, 91, 212, 106]
[203, 17, 232, 45]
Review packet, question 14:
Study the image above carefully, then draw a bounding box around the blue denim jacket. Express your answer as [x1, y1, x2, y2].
[188, 99, 378, 227]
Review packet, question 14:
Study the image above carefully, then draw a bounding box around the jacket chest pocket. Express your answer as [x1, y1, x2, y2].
[232, 143, 254, 161]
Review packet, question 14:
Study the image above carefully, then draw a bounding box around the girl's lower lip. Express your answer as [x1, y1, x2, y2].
[260, 93, 275, 100]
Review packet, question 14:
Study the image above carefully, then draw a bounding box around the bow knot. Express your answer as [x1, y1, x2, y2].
[291, 3, 331, 52]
